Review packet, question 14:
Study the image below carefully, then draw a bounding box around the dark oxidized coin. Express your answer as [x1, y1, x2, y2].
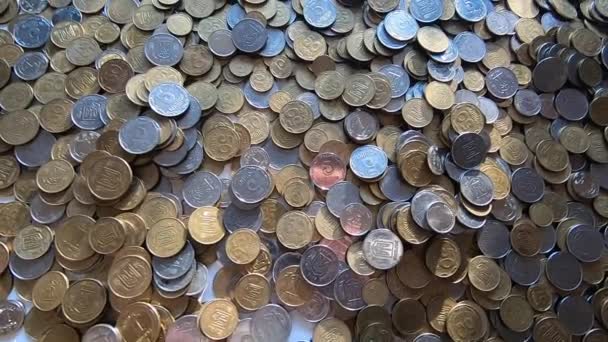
[511, 167, 544, 203]
[451, 133, 488, 169]
[485, 67, 518, 99]
[533, 56, 568, 92]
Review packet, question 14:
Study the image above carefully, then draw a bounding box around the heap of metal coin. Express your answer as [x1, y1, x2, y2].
[0, 0, 608, 340]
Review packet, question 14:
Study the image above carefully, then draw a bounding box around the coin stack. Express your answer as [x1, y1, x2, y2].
[0, 0, 607, 340]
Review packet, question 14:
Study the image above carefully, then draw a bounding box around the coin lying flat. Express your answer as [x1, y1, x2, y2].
[0, 0, 606, 340]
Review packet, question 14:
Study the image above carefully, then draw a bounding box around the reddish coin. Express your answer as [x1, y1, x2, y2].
[310, 152, 346, 190]
[319, 236, 355, 262]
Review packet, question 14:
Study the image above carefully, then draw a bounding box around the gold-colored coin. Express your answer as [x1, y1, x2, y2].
[188, 206, 225, 245]
[362, 277, 389, 306]
[117, 302, 161, 342]
[529, 202, 553, 227]
[467, 256, 501, 292]
[402, 98, 434, 128]
[204, 125, 240, 161]
[392, 298, 427, 335]
[234, 273, 271, 310]
[32, 271, 69, 312]
[87, 155, 132, 201]
[314, 70, 345, 100]
[446, 301, 488, 342]
[294, 30, 327, 61]
[559, 125, 590, 154]
[108, 255, 152, 299]
[279, 100, 314, 134]
[36, 159, 74, 194]
[425, 237, 461, 278]
[499, 135, 529, 166]
[0, 109, 38, 145]
[277, 210, 314, 249]
[417, 26, 449, 53]
[38, 98, 74, 133]
[499, 295, 534, 332]
[146, 217, 187, 258]
[313, 318, 352, 342]
[424, 81, 454, 110]
[0, 44, 23, 67]
[40, 324, 79, 342]
[55, 215, 96, 261]
[226, 228, 261, 265]
[510, 220, 542, 257]
[276, 265, 313, 307]
[400, 150, 432, 187]
[427, 296, 457, 333]
[198, 299, 239, 339]
[315, 206, 345, 240]
[14, 225, 53, 260]
[450, 103, 485, 134]
[62, 278, 107, 324]
[89, 217, 126, 254]
[342, 74, 375, 107]
[51, 21, 85, 48]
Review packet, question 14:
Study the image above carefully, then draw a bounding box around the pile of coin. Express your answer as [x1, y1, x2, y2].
[0, 0, 607, 340]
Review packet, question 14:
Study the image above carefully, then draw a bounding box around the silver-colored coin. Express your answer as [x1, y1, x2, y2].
[456, 201, 486, 229]
[0, 300, 25, 337]
[208, 29, 237, 57]
[454, 31, 486, 63]
[176, 96, 202, 129]
[223, 204, 262, 233]
[186, 262, 208, 297]
[153, 142, 189, 167]
[566, 224, 603, 262]
[14, 52, 48, 81]
[411, 190, 443, 230]
[514, 89, 542, 116]
[409, 0, 443, 22]
[296, 290, 330, 323]
[546, 251, 582, 291]
[168, 141, 204, 175]
[182, 171, 222, 208]
[153, 259, 196, 293]
[486, 10, 511, 35]
[9, 248, 54, 280]
[485, 67, 519, 99]
[377, 21, 408, 50]
[504, 251, 542, 286]
[260, 28, 286, 57]
[240, 146, 270, 168]
[511, 167, 545, 203]
[231, 165, 272, 205]
[425, 201, 455, 234]
[477, 220, 511, 258]
[333, 269, 365, 311]
[454, 0, 486, 22]
[69, 131, 101, 163]
[378, 64, 410, 98]
[379, 166, 415, 202]
[345, 111, 379, 143]
[251, 304, 292, 342]
[228, 319, 254, 342]
[166, 315, 210, 342]
[303, 0, 337, 28]
[14, 130, 55, 167]
[232, 18, 268, 53]
[144, 33, 184, 66]
[20, 0, 48, 13]
[13, 15, 52, 49]
[149, 83, 190, 117]
[557, 296, 593, 336]
[362, 228, 403, 270]
[384, 9, 418, 41]
[326, 181, 362, 218]
[83, 324, 123, 342]
[460, 169, 494, 206]
[152, 241, 195, 280]
[300, 244, 340, 286]
[491, 194, 523, 222]
[119, 117, 161, 155]
[71, 95, 106, 130]
[349, 145, 388, 180]
[30, 192, 66, 223]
